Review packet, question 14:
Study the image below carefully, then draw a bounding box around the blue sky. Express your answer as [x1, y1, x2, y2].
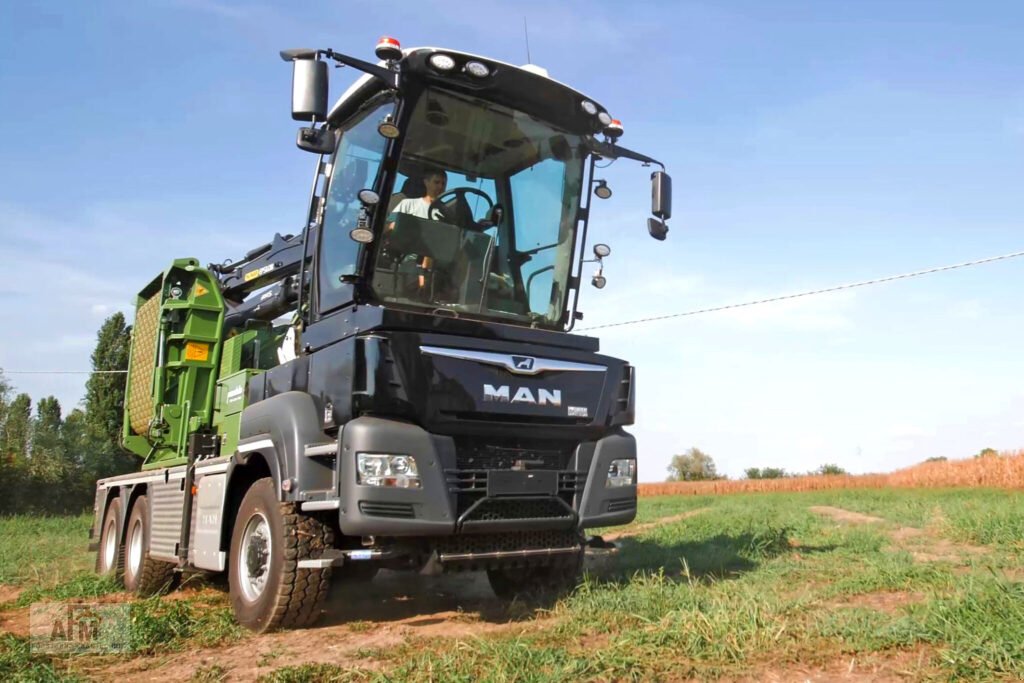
[1, 1, 1022, 480]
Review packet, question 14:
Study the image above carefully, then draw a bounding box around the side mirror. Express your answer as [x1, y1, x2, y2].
[296, 127, 335, 155]
[285, 53, 328, 122]
[651, 171, 672, 220]
[648, 218, 669, 241]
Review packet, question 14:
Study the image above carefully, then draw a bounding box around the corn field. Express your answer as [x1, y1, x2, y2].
[639, 449, 1024, 496]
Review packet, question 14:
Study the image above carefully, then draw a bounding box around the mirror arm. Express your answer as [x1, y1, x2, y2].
[322, 49, 400, 89]
[588, 139, 665, 170]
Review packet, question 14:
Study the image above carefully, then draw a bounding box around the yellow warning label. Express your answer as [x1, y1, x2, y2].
[194, 283, 208, 297]
[243, 270, 259, 282]
[184, 342, 210, 362]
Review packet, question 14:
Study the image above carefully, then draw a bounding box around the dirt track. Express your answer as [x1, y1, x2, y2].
[71, 511, 722, 681]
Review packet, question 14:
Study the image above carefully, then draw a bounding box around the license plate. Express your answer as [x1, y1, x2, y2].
[487, 470, 557, 497]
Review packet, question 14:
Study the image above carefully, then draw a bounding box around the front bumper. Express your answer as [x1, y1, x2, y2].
[336, 416, 637, 537]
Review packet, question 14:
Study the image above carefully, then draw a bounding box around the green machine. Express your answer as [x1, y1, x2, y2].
[122, 253, 292, 468]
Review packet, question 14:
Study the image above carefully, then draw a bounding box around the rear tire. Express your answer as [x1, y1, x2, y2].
[123, 494, 178, 596]
[95, 498, 124, 580]
[229, 478, 334, 633]
[487, 544, 585, 602]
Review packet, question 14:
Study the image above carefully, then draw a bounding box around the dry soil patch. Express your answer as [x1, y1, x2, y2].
[84, 570, 549, 682]
[0, 584, 22, 605]
[826, 590, 925, 614]
[603, 507, 711, 541]
[810, 506, 989, 564]
[738, 646, 936, 682]
[809, 506, 885, 525]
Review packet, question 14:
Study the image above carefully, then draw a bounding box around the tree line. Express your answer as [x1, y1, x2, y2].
[0, 314, 135, 515]
[665, 448, 848, 482]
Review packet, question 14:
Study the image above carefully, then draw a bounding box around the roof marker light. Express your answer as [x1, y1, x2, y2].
[375, 36, 402, 61]
[429, 54, 456, 71]
[580, 100, 598, 115]
[464, 61, 490, 78]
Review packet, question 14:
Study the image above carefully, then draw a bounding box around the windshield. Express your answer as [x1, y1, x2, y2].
[370, 88, 585, 327]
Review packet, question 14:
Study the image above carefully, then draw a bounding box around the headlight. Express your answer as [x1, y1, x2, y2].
[605, 459, 636, 488]
[357, 453, 421, 489]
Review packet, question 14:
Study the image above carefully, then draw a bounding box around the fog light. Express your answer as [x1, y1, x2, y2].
[357, 453, 421, 489]
[606, 459, 636, 488]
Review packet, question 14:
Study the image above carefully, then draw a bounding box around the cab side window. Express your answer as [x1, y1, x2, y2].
[318, 100, 393, 313]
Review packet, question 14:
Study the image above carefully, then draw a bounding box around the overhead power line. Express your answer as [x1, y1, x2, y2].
[580, 248, 1024, 332]
[4, 248, 1023, 374]
[2, 370, 128, 375]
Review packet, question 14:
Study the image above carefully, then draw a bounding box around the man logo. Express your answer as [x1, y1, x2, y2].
[483, 384, 562, 406]
[511, 356, 535, 372]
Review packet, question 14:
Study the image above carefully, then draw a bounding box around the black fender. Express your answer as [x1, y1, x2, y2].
[237, 391, 335, 501]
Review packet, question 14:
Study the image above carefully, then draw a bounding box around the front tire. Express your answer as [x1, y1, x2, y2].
[229, 478, 334, 633]
[123, 494, 178, 596]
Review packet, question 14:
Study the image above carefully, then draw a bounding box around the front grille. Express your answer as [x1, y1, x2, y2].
[606, 498, 636, 513]
[462, 497, 573, 523]
[434, 529, 581, 556]
[453, 437, 573, 471]
[358, 501, 415, 519]
[446, 470, 585, 495]
[447, 437, 584, 524]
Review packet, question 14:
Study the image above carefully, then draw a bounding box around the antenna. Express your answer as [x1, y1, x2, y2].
[523, 17, 532, 64]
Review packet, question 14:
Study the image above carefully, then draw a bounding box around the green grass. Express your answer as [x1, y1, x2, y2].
[0, 513, 94, 588]
[0, 633, 86, 682]
[7, 489, 1024, 680]
[294, 489, 1024, 682]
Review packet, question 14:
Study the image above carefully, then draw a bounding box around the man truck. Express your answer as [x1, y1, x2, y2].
[90, 37, 672, 632]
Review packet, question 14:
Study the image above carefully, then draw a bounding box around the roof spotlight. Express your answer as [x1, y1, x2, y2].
[594, 180, 612, 199]
[375, 36, 402, 62]
[464, 61, 490, 77]
[581, 100, 598, 115]
[597, 111, 612, 126]
[592, 271, 607, 289]
[429, 53, 456, 71]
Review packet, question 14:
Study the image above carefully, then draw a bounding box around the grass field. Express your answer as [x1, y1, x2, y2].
[3, 488, 1024, 681]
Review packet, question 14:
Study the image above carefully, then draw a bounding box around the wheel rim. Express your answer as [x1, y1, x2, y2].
[128, 517, 144, 577]
[102, 517, 117, 571]
[239, 512, 272, 602]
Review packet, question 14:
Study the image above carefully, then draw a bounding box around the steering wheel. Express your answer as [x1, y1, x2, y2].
[428, 187, 495, 224]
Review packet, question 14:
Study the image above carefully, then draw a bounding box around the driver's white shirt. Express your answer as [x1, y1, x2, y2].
[390, 197, 433, 219]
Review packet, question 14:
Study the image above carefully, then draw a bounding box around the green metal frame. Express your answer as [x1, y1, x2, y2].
[122, 258, 226, 469]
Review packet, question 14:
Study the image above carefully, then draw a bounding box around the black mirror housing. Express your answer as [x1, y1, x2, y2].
[296, 127, 335, 155]
[290, 58, 328, 121]
[648, 218, 669, 241]
[651, 171, 672, 220]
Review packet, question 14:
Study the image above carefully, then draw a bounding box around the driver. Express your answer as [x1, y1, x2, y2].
[387, 169, 447, 221]
[385, 168, 449, 294]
